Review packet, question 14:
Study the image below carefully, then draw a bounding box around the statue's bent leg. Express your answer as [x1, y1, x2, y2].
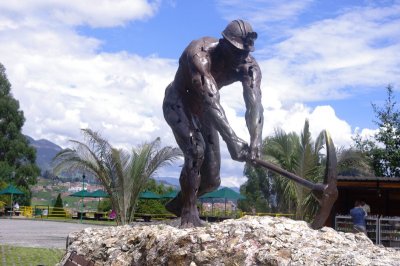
[179, 129, 205, 227]
[198, 124, 221, 196]
[163, 85, 185, 216]
[163, 90, 205, 227]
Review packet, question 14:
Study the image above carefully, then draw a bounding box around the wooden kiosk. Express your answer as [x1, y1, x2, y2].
[332, 175, 400, 249]
[334, 175, 400, 216]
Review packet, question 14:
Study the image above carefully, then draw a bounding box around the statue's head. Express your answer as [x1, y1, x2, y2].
[222, 19, 258, 53]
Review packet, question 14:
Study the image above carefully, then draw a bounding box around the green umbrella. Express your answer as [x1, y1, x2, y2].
[0, 184, 24, 196]
[139, 191, 161, 199]
[200, 187, 245, 200]
[69, 190, 93, 197]
[69, 190, 94, 222]
[199, 187, 245, 216]
[160, 190, 179, 199]
[89, 189, 110, 212]
[0, 184, 24, 217]
[90, 189, 110, 198]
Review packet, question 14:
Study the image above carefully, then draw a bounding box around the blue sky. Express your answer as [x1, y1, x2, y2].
[0, 0, 399, 187]
[77, 0, 396, 130]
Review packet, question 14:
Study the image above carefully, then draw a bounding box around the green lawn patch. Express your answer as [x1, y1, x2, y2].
[0, 245, 64, 265]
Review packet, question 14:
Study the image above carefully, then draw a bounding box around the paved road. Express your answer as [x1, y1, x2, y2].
[0, 219, 101, 249]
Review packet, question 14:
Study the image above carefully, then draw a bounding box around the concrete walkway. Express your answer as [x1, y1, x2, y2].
[0, 219, 102, 249]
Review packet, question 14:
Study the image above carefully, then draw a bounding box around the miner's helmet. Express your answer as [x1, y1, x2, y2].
[222, 19, 258, 52]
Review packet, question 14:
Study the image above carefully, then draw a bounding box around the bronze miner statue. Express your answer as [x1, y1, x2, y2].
[163, 19, 337, 229]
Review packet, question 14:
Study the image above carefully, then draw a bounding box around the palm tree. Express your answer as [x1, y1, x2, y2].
[263, 120, 325, 220]
[263, 130, 299, 214]
[52, 129, 182, 224]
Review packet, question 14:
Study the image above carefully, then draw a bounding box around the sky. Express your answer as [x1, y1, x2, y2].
[1, 0, 400, 188]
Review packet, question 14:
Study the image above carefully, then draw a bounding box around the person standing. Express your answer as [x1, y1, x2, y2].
[350, 200, 367, 234]
[361, 199, 370, 215]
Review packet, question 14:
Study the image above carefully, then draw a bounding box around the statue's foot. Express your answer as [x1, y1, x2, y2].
[165, 196, 182, 217]
[180, 213, 205, 228]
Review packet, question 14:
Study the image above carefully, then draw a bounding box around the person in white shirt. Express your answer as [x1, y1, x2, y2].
[361, 200, 370, 215]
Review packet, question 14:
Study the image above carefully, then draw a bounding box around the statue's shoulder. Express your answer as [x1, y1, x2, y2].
[183, 37, 218, 58]
[180, 37, 218, 73]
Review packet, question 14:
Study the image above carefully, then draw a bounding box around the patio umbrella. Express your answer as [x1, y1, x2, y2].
[139, 191, 161, 199]
[200, 187, 246, 200]
[89, 189, 110, 209]
[69, 190, 93, 198]
[200, 187, 245, 215]
[0, 185, 24, 216]
[160, 190, 179, 199]
[69, 189, 95, 221]
[90, 189, 110, 198]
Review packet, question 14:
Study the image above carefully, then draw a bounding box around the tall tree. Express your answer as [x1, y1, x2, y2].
[241, 120, 329, 221]
[264, 121, 325, 219]
[52, 129, 182, 224]
[53, 193, 64, 208]
[371, 85, 400, 176]
[336, 147, 373, 177]
[51, 193, 66, 217]
[239, 164, 272, 213]
[135, 178, 173, 215]
[0, 63, 40, 205]
[354, 85, 400, 177]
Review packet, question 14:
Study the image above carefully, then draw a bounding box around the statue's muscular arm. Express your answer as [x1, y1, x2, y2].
[188, 51, 249, 162]
[240, 57, 264, 159]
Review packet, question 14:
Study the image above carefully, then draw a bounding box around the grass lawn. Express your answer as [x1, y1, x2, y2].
[0, 245, 64, 265]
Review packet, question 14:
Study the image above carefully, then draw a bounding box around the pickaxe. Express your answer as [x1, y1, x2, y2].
[250, 130, 338, 229]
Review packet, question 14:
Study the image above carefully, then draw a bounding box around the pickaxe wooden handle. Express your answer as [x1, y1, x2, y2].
[250, 158, 327, 192]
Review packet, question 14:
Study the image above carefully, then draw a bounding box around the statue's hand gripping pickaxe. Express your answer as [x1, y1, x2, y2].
[249, 130, 338, 229]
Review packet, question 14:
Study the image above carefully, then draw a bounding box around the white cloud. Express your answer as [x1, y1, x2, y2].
[0, 2, 174, 151]
[221, 175, 247, 188]
[0, 0, 160, 27]
[216, 0, 313, 30]
[260, 3, 400, 103]
[1, 1, 396, 188]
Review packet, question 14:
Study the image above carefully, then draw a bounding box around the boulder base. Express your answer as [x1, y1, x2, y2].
[58, 216, 400, 265]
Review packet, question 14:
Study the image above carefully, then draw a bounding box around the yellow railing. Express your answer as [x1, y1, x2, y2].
[20, 206, 33, 217]
[32, 205, 72, 219]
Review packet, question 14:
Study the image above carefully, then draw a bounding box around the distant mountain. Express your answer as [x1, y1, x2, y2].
[153, 176, 180, 189]
[26, 136, 62, 173]
[153, 176, 240, 191]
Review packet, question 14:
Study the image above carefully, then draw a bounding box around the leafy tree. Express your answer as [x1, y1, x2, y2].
[263, 121, 325, 220]
[135, 178, 174, 214]
[336, 147, 373, 176]
[144, 177, 174, 195]
[0, 63, 40, 205]
[53, 193, 63, 208]
[51, 193, 66, 216]
[97, 198, 112, 212]
[354, 85, 400, 177]
[242, 120, 331, 221]
[238, 164, 272, 213]
[370, 85, 400, 176]
[52, 129, 182, 224]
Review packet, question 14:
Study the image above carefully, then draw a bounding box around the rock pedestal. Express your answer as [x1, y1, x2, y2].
[58, 216, 400, 265]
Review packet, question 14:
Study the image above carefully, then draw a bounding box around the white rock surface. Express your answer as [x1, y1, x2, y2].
[58, 216, 400, 265]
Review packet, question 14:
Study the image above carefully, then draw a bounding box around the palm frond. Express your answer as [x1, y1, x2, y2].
[52, 131, 181, 225]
